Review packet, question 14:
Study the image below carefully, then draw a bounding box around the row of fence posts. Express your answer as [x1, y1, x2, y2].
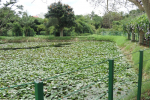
[108, 50, 143, 100]
[34, 51, 143, 100]
[99, 28, 146, 99]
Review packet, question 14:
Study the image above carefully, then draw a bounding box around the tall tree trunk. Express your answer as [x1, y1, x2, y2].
[60, 27, 64, 37]
[0, 29, 2, 36]
[128, 32, 130, 40]
[142, 0, 150, 23]
[131, 31, 135, 42]
[139, 30, 145, 44]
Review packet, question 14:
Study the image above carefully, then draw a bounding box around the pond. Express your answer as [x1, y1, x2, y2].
[0, 41, 137, 99]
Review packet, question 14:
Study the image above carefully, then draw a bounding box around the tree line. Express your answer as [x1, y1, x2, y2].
[0, 1, 144, 37]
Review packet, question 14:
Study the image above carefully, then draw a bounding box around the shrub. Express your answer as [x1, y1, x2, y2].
[7, 30, 13, 36]
[96, 27, 102, 35]
[24, 27, 36, 36]
[75, 20, 95, 35]
[63, 27, 72, 36]
[71, 32, 78, 36]
[40, 31, 46, 35]
[80, 33, 91, 36]
[12, 22, 23, 36]
[0, 28, 8, 36]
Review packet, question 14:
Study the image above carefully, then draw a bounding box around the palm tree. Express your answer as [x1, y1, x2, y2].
[20, 12, 35, 36]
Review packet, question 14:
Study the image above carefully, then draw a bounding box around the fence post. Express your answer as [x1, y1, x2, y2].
[137, 50, 143, 100]
[35, 80, 44, 100]
[108, 59, 114, 100]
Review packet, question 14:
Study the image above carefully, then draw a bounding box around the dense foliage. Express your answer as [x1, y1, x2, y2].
[0, 2, 23, 36]
[0, 1, 147, 37]
[102, 11, 123, 28]
[123, 14, 149, 36]
[45, 1, 75, 36]
[75, 15, 95, 34]
[12, 22, 23, 36]
[0, 1, 45, 36]
[0, 1, 105, 37]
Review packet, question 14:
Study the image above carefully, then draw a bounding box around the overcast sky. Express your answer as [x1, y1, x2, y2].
[0, 0, 138, 18]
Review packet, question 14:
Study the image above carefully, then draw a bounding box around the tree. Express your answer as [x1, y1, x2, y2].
[12, 22, 23, 36]
[0, 1, 23, 36]
[75, 15, 95, 34]
[20, 12, 36, 36]
[102, 11, 122, 28]
[23, 27, 36, 36]
[87, 0, 150, 23]
[129, 9, 143, 16]
[37, 24, 45, 35]
[45, 1, 75, 37]
[128, 0, 150, 22]
[92, 14, 102, 29]
[31, 17, 44, 35]
[90, 11, 95, 20]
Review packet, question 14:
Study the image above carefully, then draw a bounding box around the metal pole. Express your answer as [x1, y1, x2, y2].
[137, 50, 143, 100]
[108, 59, 114, 100]
[35, 80, 44, 100]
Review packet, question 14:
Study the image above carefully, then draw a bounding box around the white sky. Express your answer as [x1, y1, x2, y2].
[0, 0, 138, 18]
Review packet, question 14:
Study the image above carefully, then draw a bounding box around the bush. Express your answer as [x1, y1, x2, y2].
[63, 27, 75, 36]
[24, 27, 36, 36]
[40, 31, 46, 35]
[7, 30, 13, 36]
[49, 26, 55, 35]
[96, 27, 102, 35]
[12, 22, 23, 36]
[0, 28, 8, 36]
[75, 20, 95, 35]
[71, 32, 78, 36]
[80, 33, 91, 36]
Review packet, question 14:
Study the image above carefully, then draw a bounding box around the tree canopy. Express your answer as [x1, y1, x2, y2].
[45, 1, 75, 37]
[87, 0, 150, 22]
[102, 11, 123, 28]
[0, 1, 23, 36]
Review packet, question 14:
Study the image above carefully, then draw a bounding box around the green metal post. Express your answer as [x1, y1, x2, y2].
[137, 50, 143, 100]
[108, 59, 114, 100]
[35, 80, 44, 100]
